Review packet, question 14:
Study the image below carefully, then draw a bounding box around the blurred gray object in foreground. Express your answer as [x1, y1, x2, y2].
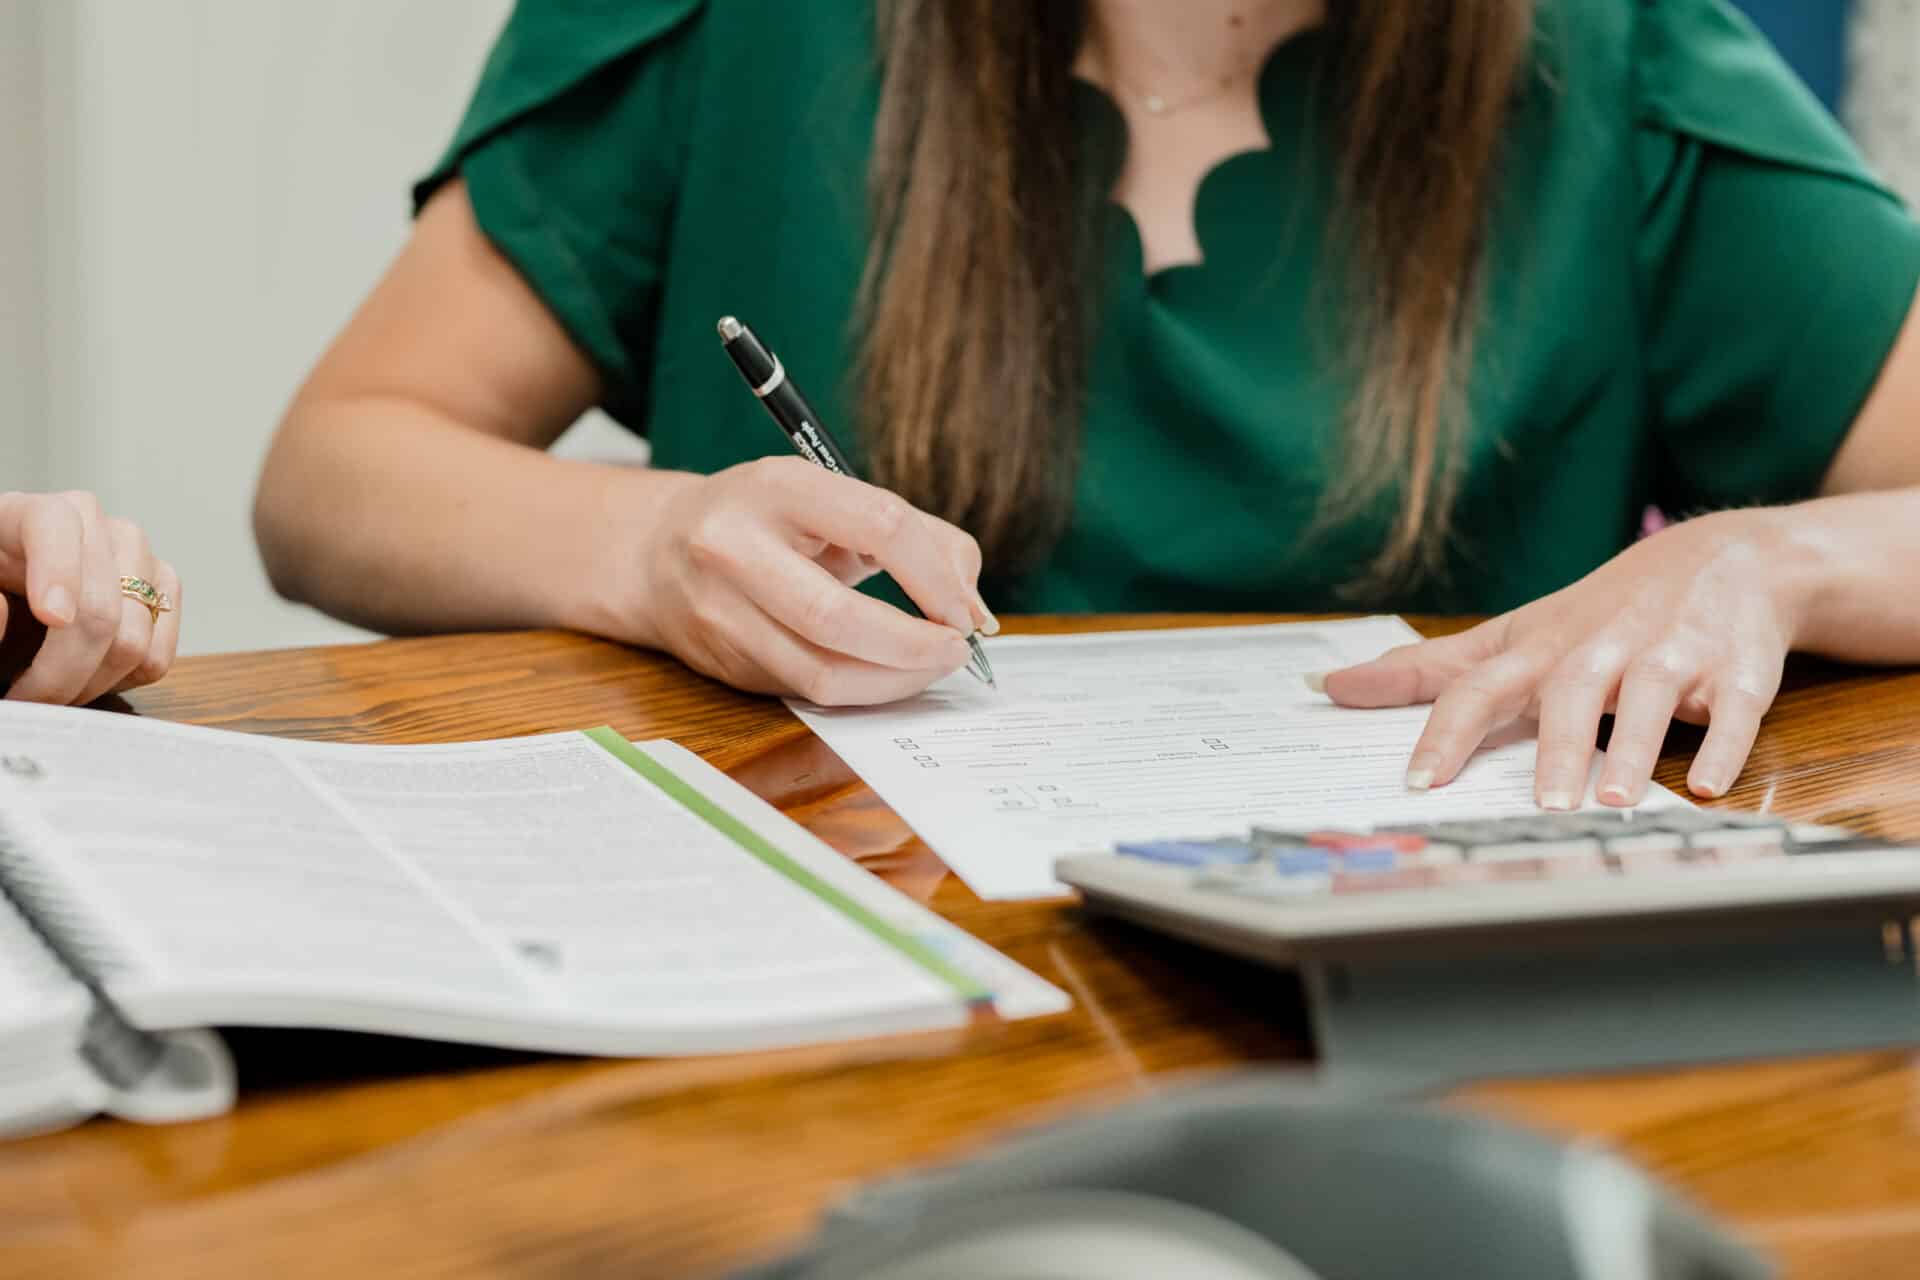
[736, 1075, 1772, 1280]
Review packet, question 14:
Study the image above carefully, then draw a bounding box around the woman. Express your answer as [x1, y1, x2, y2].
[1, 491, 180, 704]
[254, 0, 1920, 809]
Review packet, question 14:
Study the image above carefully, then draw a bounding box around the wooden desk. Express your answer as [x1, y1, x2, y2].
[5, 615, 1920, 1278]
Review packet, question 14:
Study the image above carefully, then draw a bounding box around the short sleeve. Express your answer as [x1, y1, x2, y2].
[1635, 0, 1920, 511]
[415, 0, 707, 426]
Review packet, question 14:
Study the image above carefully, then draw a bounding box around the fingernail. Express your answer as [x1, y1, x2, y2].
[972, 592, 1000, 637]
[1691, 774, 1726, 799]
[42, 586, 75, 626]
[1405, 764, 1435, 791]
[1303, 671, 1328, 695]
[1597, 782, 1632, 806]
[1538, 790, 1578, 812]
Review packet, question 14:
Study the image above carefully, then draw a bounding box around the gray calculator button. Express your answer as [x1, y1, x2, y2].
[1787, 823, 1855, 844]
[1604, 832, 1689, 854]
[1696, 827, 1787, 848]
[1524, 837, 1605, 859]
[1715, 812, 1786, 829]
[1555, 821, 1613, 840]
[1472, 843, 1544, 862]
[1410, 843, 1465, 866]
[1639, 810, 1725, 833]
[1475, 838, 1601, 862]
[1443, 825, 1520, 844]
[1492, 818, 1561, 841]
[1558, 813, 1636, 837]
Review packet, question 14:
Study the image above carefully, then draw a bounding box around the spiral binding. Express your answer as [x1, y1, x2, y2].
[0, 812, 165, 1091]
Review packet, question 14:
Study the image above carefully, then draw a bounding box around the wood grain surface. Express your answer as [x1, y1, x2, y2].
[4, 615, 1920, 1279]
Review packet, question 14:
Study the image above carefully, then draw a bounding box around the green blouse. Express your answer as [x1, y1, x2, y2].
[419, 0, 1920, 615]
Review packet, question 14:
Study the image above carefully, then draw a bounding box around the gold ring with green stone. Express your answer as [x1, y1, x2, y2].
[118, 575, 172, 622]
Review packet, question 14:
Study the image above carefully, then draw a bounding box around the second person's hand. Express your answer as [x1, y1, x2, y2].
[614, 457, 992, 705]
[0, 490, 182, 705]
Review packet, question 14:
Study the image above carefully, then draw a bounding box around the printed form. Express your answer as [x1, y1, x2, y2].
[792, 617, 1686, 899]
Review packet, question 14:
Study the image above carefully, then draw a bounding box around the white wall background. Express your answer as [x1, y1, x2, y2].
[0, 1, 47, 495]
[3, 0, 642, 656]
[1851, 0, 1920, 203]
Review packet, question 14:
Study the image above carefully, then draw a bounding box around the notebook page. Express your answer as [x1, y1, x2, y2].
[285, 731, 970, 1040]
[0, 706, 531, 1012]
[0, 707, 1008, 1052]
[621, 739, 1068, 1024]
[791, 618, 1689, 900]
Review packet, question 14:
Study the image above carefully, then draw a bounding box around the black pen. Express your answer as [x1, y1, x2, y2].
[717, 316, 997, 689]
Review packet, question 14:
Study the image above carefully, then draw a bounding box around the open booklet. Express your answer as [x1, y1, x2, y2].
[0, 706, 1067, 1139]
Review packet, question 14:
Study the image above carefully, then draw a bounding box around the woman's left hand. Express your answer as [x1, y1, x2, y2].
[1319, 508, 1818, 808]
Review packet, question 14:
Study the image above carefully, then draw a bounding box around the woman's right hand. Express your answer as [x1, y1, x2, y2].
[618, 457, 994, 705]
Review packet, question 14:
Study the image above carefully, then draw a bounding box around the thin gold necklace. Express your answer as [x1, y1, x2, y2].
[1095, 43, 1271, 118]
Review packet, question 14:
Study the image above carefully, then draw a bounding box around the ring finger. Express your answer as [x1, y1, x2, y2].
[118, 558, 181, 693]
[76, 521, 158, 704]
[1595, 652, 1696, 806]
[1686, 674, 1777, 799]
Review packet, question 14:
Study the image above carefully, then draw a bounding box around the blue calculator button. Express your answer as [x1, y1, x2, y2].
[1116, 840, 1258, 868]
[1339, 847, 1400, 872]
[1272, 848, 1334, 876]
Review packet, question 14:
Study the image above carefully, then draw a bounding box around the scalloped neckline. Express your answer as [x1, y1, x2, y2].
[1073, 25, 1328, 291]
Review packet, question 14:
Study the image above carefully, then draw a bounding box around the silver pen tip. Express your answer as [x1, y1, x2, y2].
[966, 634, 996, 690]
[717, 316, 744, 342]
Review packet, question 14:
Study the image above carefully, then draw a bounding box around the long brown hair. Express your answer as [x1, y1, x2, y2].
[860, 2, 1536, 589]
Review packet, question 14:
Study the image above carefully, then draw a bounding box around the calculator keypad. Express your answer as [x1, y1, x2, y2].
[1112, 811, 1878, 904]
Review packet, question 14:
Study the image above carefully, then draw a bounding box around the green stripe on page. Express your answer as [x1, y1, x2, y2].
[583, 727, 992, 1007]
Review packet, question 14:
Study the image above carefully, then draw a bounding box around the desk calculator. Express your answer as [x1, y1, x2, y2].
[1056, 808, 1920, 960]
[1059, 809, 1920, 1082]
